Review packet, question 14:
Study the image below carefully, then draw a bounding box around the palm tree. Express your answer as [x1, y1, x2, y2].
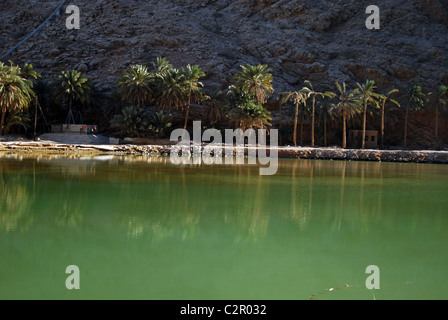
[21, 63, 41, 80]
[356, 80, 380, 149]
[155, 68, 186, 113]
[227, 85, 271, 131]
[232, 101, 272, 131]
[432, 85, 448, 140]
[20, 63, 42, 139]
[378, 89, 400, 148]
[53, 70, 92, 123]
[404, 85, 428, 148]
[331, 82, 361, 149]
[298, 100, 312, 146]
[280, 91, 307, 147]
[3, 109, 31, 135]
[234, 64, 274, 105]
[149, 111, 173, 139]
[118, 65, 153, 108]
[0, 63, 35, 135]
[276, 94, 285, 129]
[151, 57, 173, 76]
[204, 90, 227, 125]
[182, 64, 206, 130]
[317, 97, 336, 147]
[301, 80, 335, 147]
[110, 105, 151, 137]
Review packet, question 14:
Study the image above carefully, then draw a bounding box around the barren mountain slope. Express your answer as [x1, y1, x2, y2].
[1, 0, 448, 94]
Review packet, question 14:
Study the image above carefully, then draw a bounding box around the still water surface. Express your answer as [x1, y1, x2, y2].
[0, 155, 447, 300]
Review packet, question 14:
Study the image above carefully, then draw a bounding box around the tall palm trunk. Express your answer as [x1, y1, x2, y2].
[404, 105, 409, 148]
[278, 100, 283, 129]
[311, 95, 316, 147]
[67, 98, 73, 124]
[183, 93, 191, 130]
[293, 101, 299, 147]
[381, 100, 386, 149]
[138, 96, 143, 109]
[278, 101, 283, 145]
[435, 104, 439, 139]
[342, 111, 347, 149]
[362, 104, 367, 149]
[34, 97, 38, 140]
[0, 109, 6, 136]
[324, 117, 328, 147]
[300, 117, 304, 146]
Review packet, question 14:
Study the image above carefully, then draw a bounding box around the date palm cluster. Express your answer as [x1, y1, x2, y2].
[281, 80, 446, 149]
[1, 58, 446, 149]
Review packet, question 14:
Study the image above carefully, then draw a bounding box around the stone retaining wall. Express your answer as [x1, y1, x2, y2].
[1, 142, 448, 164]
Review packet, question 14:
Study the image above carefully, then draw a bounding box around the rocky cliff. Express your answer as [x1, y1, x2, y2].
[1, 0, 448, 95]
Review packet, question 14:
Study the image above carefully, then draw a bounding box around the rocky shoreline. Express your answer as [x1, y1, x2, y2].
[1, 140, 448, 164]
[277, 147, 448, 164]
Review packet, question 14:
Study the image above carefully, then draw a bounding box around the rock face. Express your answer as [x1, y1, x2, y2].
[1, 0, 447, 95]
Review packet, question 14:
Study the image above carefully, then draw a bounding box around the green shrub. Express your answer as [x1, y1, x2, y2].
[231, 101, 272, 131]
[149, 111, 173, 138]
[4, 110, 31, 134]
[110, 106, 150, 137]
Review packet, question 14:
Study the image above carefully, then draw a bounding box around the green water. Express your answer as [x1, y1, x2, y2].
[0, 154, 447, 300]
